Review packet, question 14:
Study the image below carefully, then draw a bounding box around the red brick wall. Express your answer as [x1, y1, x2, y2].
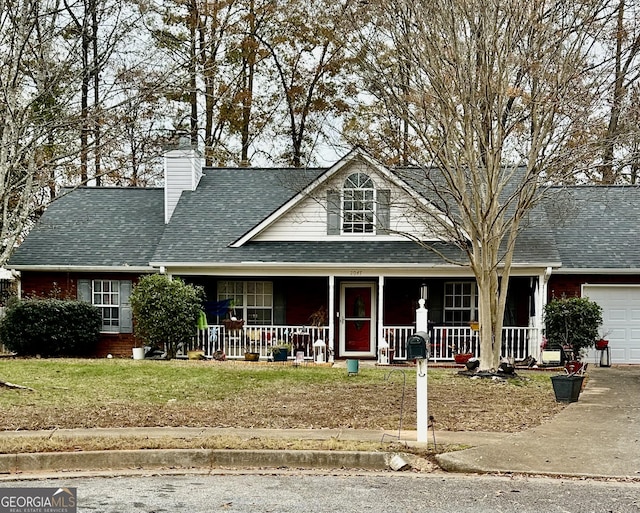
[19, 271, 145, 358]
[548, 274, 640, 300]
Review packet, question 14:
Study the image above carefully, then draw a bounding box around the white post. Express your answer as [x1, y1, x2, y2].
[328, 275, 335, 363]
[416, 299, 429, 443]
[378, 275, 385, 351]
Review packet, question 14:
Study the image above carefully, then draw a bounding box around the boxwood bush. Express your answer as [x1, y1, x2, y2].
[0, 299, 101, 356]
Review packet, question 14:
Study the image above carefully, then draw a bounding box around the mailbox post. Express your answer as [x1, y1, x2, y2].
[412, 299, 429, 442]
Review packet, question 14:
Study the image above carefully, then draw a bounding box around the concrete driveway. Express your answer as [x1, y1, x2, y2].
[436, 365, 640, 478]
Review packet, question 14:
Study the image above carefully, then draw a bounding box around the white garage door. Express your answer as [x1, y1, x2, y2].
[583, 285, 640, 364]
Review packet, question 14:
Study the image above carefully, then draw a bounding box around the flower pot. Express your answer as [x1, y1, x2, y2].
[596, 339, 609, 350]
[188, 350, 205, 360]
[272, 349, 289, 362]
[551, 374, 585, 403]
[454, 353, 473, 364]
[223, 319, 245, 331]
[564, 361, 585, 374]
[244, 352, 260, 361]
[132, 347, 145, 360]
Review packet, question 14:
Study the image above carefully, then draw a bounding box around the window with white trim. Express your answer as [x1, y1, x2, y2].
[93, 280, 120, 329]
[342, 173, 375, 234]
[78, 279, 133, 333]
[217, 280, 273, 325]
[444, 282, 478, 325]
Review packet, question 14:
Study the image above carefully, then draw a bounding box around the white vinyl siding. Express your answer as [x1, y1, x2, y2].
[253, 164, 439, 241]
[164, 149, 203, 223]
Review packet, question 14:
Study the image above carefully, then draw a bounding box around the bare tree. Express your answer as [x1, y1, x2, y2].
[353, 0, 611, 370]
[598, 0, 640, 183]
[259, 0, 353, 167]
[0, 0, 80, 265]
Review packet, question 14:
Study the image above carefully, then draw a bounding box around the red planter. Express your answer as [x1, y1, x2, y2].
[564, 361, 585, 374]
[596, 339, 609, 350]
[454, 353, 474, 364]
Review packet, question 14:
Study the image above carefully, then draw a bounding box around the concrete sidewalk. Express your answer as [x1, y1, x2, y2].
[436, 365, 640, 479]
[0, 366, 638, 478]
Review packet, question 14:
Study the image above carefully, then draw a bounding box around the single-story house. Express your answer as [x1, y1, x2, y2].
[6, 147, 640, 364]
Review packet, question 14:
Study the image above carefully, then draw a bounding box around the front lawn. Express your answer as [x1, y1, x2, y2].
[0, 359, 564, 433]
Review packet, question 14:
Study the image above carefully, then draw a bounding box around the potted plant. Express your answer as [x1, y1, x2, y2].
[544, 296, 602, 402]
[451, 330, 474, 364]
[244, 332, 260, 361]
[544, 296, 603, 362]
[270, 342, 291, 362]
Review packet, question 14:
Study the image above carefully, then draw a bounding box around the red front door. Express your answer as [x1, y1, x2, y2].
[340, 282, 376, 356]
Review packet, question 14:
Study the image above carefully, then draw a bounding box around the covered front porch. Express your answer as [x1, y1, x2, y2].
[181, 322, 541, 363]
[176, 269, 548, 363]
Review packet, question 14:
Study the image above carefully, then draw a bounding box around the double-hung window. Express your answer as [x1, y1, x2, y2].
[444, 282, 478, 325]
[327, 173, 390, 236]
[217, 280, 273, 325]
[78, 279, 133, 333]
[342, 173, 375, 234]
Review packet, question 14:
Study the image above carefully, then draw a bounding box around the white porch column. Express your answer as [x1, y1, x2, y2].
[533, 267, 552, 361]
[378, 275, 385, 349]
[328, 275, 335, 362]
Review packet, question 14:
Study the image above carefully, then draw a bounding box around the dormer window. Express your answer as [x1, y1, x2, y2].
[326, 173, 390, 236]
[343, 173, 375, 234]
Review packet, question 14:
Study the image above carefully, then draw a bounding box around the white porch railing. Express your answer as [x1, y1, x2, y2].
[385, 326, 541, 363]
[181, 325, 330, 360]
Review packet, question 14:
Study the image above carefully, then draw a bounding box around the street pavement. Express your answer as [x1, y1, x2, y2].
[0, 365, 638, 479]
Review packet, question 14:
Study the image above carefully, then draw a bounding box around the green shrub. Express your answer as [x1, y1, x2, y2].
[129, 274, 203, 358]
[0, 299, 101, 356]
[543, 296, 602, 359]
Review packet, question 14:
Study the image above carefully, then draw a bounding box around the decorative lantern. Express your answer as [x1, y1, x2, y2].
[313, 339, 326, 363]
[378, 339, 390, 365]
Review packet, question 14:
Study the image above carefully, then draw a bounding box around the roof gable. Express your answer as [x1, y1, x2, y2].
[231, 147, 445, 247]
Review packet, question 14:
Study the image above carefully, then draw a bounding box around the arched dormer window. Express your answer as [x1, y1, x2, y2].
[342, 173, 375, 234]
[326, 173, 390, 236]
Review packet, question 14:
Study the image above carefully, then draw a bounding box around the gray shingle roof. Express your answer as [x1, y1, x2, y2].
[150, 167, 559, 266]
[543, 186, 640, 270]
[8, 187, 165, 268]
[10, 168, 638, 271]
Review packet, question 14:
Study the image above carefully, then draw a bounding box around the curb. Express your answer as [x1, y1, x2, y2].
[0, 449, 408, 474]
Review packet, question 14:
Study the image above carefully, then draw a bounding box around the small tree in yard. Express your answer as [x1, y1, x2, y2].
[544, 296, 603, 361]
[129, 275, 203, 359]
